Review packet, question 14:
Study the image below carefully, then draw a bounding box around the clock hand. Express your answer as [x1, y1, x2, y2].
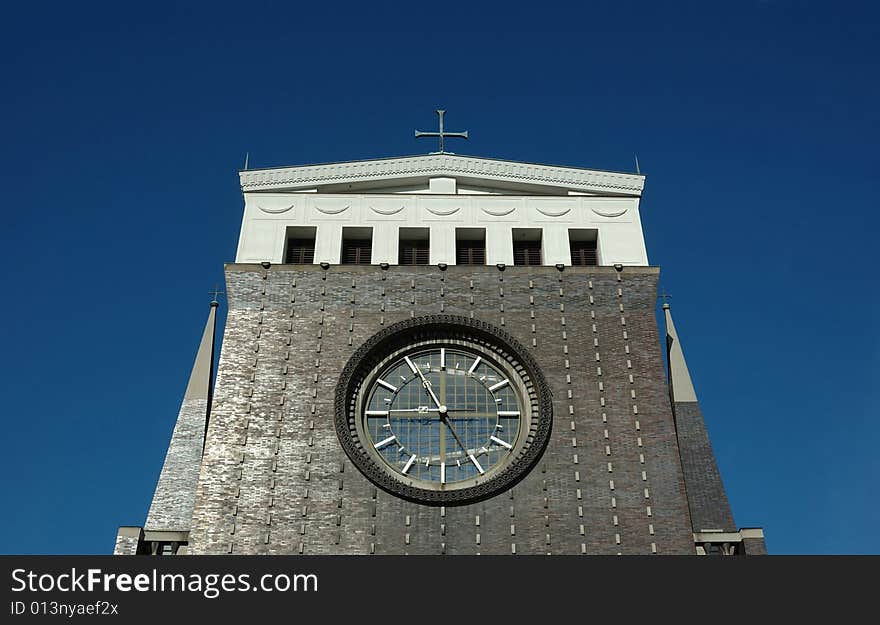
[440, 412, 486, 475]
[406, 356, 443, 409]
[396, 408, 478, 412]
[386, 407, 478, 413]
[440, 412, 468, 453]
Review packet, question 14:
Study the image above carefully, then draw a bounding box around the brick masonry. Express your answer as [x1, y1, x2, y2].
[742, 535, 768, 555]
[113, 528, 143, 555]
[187, 263, 697, 555]
[145, 397, 210, 531]
[673, 401, 737, 532]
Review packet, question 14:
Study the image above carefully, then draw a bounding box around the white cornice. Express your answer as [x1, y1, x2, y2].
[239, 154, 645, 196]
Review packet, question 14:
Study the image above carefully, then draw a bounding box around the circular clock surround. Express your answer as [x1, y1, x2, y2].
[335, 315, 553, 505]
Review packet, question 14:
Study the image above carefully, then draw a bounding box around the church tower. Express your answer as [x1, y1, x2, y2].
[116, 116, 766, 555]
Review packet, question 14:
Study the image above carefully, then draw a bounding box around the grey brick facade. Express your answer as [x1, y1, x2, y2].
[186, 263, 697, 555]
[143, 303, 216, 533]
[113, 527, 143, 555]
[145, 397, 211, 531]
[742, 533, 768, 555]
[672, 401, 736, 532]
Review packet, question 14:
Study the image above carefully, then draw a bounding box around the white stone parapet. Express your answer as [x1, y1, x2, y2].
[235, 155, 649, 267]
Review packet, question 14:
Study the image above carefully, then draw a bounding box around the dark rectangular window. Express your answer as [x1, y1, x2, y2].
[342, 237, 372, 265]
[284, 227, 317, 264]
[513, 240, 542, 266]
[456, 229, 486, 265]
[399, 239, 429, 265]
[456, 241, 486, 265]
[513, 228, 542, 266]
[570, 240, 598, 266]
[285, 238, 315, 264]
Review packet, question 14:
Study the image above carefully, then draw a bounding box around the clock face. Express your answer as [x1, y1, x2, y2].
[362, 347, 523, 487]
[336, 316, 552, 505]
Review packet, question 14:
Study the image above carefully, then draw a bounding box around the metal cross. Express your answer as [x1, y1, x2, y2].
[657, 289, 672, 305]
[415, 109, 468, 153]
[209, 284, 226, 304]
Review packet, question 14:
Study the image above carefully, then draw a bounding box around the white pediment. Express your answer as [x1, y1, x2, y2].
[239, 154, 644, 197]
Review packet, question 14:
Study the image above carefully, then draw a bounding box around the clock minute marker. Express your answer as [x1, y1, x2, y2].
[489, 379, 509, 392]
[491, 435, 513, 450]
[374, 435, 397, 449]
[377, 379, 398, 392]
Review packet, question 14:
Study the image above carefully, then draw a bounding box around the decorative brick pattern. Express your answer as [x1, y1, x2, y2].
[187, 264, 696, 555]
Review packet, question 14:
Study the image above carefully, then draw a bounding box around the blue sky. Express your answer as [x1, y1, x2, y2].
[0, 1, 877, 555]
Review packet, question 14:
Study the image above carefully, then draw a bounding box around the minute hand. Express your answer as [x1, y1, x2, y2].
[442, 413, 486, 475]
[405, 356, 443, 409]
[441, 414, 469, 454]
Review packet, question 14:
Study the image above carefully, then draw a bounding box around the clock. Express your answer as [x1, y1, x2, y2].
[335, 315, 552, 505]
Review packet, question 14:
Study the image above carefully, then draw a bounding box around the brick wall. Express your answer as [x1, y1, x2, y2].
[145, 397, 209, 531]
[113, 528, 143, 555]
[673, 401, 736, 532]
[742, 535, 768, 555]
[187, 264, 695, 555]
